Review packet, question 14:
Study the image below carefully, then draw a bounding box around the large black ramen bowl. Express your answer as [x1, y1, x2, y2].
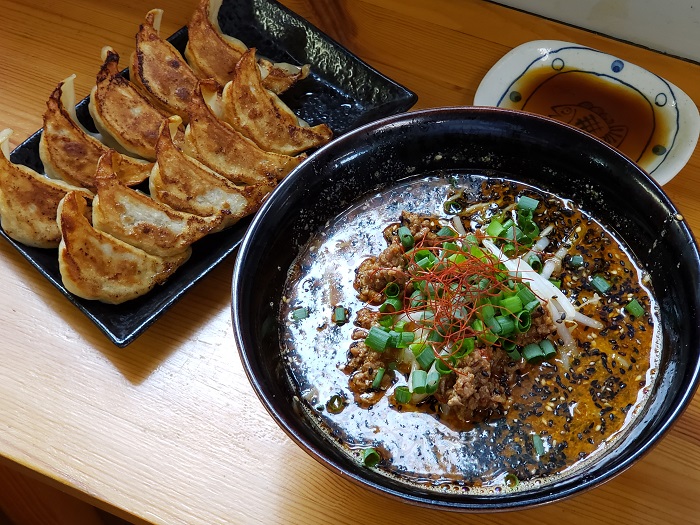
[232, 107, 700, 510]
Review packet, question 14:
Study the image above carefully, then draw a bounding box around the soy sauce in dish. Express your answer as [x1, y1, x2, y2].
[501, 69, 672, 169]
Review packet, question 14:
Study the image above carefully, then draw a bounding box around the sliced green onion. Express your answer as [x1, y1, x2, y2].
[517, 207, 533, 223]
[409, 290, 426, 308]
[479, 328, 499, 345]
[502, 243, 517, 258]
[591, 274, 612, 294]
[503, 341, 521, 360]
[520, 219, 539, 239]
[437, 226, 457, 237]
[453, 337, 475, 357]
[625, 298, 645, 318]
[416, 346, 436, 369]
[447, 253, 467, 265]
[425, 369, 441, 394]
[517, 195, 539, 211]
[532, 434, 545, 456]
[365, 326, 392, 352]
[568, 254, 584, 268]
[397, 226, 414, 249]
[443, 199, 463, 214]
[523, 299, 541, 313]
[470, 244, 487, 260]
[549, 279, 562, 289]
[427, 330, 445, 343]
[435, 358, 454, 375]
[372, 367, 386, 389]
[360, 447, 381, 467]
[416, 256, 433, 270]
[477, 278, 492, 290]
[333, 306, 347, 325]
[494, 315, 515, 336]
[486, 315, 502, 335]
[384, 282, 400, 298]
[504, 472, 519, 488]
[515, 310, 532, 332]
[411, 369, 428, 394]
[410, 342, 428, 357]
[379, 297, 403, 313]
[522, 342, 545, 363]
[425, 282, 441, 298]
[463, 234, 479, 247]
[395, 331, 415, 349]
[487, 219, 505, 238]
[393, 320, 407, 333]
[503, 224, 528, 245]
[499, 295, 523, 314]
[326, 394, 345, 414]
[378, 314, 394, 328]
[516, 284, 537, 305]
[527, 253, 542, 272]
[478, 300, 495, 321]
[501, 218, 515, 232]
[442, 241, 460, 253]
[292, 307, 308, 320]
[539, 339, 557, 359]
[394, 386, 412, 404]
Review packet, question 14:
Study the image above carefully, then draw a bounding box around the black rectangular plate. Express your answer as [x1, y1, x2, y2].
[4, 0, 417, 347]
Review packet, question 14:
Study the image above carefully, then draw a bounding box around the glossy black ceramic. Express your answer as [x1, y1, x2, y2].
[232, 107, 700, 510]
[2, 0, 416, 346]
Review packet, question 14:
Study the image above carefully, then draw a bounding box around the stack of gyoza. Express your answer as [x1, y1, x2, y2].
[0, 0, 332, 304]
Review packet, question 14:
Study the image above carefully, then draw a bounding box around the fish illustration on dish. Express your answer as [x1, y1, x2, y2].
[549, 101, 628, 148]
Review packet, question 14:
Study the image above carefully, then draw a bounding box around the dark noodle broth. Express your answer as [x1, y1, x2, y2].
[280, 174, 660, 492]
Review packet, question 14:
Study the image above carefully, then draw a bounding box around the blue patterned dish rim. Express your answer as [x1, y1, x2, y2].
[474, 40, 699, 185]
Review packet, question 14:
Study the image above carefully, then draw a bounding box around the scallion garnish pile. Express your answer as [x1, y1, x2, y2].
[363, 195, 602, 403]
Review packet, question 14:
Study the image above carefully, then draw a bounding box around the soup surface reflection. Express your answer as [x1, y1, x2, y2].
[280, 174, 660, 492]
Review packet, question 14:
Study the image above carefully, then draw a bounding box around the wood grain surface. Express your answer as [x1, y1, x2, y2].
[0, 0, 699, 524]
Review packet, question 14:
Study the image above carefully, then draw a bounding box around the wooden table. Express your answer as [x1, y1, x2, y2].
[1, 1, 699, 524]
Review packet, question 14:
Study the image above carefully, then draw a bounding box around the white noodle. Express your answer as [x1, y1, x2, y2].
[573, 311, 604, 330]
[539, 224, 554, 238]
[451, 216, 467, 236]
[540, 244, 570, 280]
[546, 301, 575, 369]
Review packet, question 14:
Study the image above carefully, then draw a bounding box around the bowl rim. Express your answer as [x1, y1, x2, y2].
[232, 105, 700, 511]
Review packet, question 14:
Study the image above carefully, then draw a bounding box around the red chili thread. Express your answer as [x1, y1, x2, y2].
[377, 231, 547, 373]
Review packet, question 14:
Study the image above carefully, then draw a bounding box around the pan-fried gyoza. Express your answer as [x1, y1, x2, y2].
[57, 191, 190, 304]
[92, 150, 224, 257]
[40, 75, 152, 191]
[130, 9, 199, 122]
[185, 0, 309, 94]
[150, 116, 260, 229]
[2, 1, 333, 304]
[89, 47, 176, 161]
[0, 129, 93, 248]
[220, 49, 333, 156]
[184, 80, 303, 190]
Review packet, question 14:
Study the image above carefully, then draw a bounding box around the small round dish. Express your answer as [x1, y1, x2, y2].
[473, 40, 700, 185]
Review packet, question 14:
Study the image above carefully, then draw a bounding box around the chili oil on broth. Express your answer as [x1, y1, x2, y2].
[279, 173, 660, 493]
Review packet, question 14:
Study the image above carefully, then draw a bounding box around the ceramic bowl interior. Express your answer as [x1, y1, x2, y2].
[232, 107, 700, 510]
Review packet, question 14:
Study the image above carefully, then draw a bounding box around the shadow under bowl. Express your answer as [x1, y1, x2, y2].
[232, 107, 700, 510]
